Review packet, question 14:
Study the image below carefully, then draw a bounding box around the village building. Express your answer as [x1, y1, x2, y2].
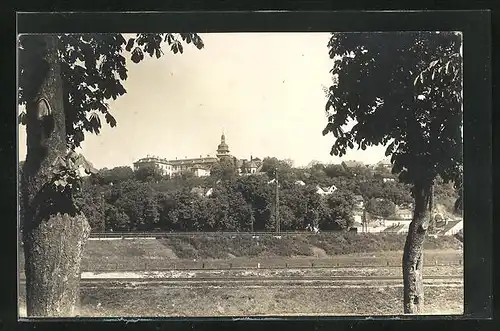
[133, 132, 263, 177]
[376, 157, 392, 170]
[316, 184, 338, 196]
[341, 160, 365, 171]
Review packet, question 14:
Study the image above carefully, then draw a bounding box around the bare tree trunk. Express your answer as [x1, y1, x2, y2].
[402, 181, 432, 314]
[20, 35, 90, 317]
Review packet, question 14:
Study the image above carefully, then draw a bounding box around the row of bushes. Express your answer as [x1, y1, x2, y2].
[158, 232, 462, 259]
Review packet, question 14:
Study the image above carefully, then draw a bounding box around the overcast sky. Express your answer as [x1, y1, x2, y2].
[18, 32, 387, 169]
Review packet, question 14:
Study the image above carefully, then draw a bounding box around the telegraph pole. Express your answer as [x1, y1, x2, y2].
[101, 192, 105, 232]
[275, 168, 280, 234]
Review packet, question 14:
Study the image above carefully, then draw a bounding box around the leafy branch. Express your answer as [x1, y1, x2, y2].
[50, 151, 98, 194]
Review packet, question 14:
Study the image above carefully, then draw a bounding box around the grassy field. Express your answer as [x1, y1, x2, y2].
[18, 282, 463, 317]
[18, 233, 463, 317]
[19, 263, 463, 317]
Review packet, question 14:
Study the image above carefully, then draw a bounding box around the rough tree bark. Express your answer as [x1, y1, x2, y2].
[21, 35, 91, 317]
[402, 181, 432, 314]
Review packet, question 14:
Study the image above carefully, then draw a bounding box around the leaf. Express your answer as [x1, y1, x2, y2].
[166, 34, 173, 45]
[155, 48, 161, 59]
[74, 130, 85, 145]
[178, 43, 183, 54]
[68, 150, 79, 160]
[67, 158, 75, 170]
[325, 100, 332, 111]
[385, 141, 396, 156]
[54, 178, 67, 188]
[105, 113, 117, 127]
[74, 154, 85, 167]
[51, 156, 65, 167]
[83, 158, 98, 174]
[131, 47, 144, 63]
[117, 67, 128, 80]
[125, 38, 135, 52]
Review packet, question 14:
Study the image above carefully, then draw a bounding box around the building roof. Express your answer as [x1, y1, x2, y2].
[316, 185, 337, 194]
[168, 157, 219, 165]
[134, 156, 219, 166]
[384, 224, 405, 232]
[377, 157, 392, 166]
[217, 133, 230, 154]
[342, 160, 364, 168]
[247, 160, 258, 168]
[437, 220, 462, 235]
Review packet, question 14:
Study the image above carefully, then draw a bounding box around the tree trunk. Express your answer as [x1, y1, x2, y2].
[20, 35, 91, 317]
[402, 181, 432, 314]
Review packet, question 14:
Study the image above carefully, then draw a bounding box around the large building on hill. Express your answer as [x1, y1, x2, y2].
[133, 132, 263, 177]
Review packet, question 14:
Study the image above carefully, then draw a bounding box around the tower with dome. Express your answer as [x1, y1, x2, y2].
[216, 132, 231, 159]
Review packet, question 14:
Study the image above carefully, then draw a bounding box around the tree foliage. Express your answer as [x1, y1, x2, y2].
[134, 163, 164, 183]
[64, 168, 370, 233]
[261, 157, 295, 182]
[323, 32, 462, 189]
[210, 157, 238, 181]
[365, 198, 396, 218]
[99, 166, 134, 184]
[18, 33, 204, 149]
[22, 155, 465, 235]
[323, 31, 463, 314]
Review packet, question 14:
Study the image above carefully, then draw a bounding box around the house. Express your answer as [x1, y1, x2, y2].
[352, 212, 363, 225]
[192, 165, 210, 177]
[395, 207, 413, 220]
[376, 157, 392, 169]
[341, 160, 365, 170]
[133, 155, 219, 177]
[247, 160, 259, 174]
[316, 185, 338, 196]
[295, 180, 306, 186]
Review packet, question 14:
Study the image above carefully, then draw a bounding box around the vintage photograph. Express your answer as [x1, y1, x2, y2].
[18, 31, 463, 317]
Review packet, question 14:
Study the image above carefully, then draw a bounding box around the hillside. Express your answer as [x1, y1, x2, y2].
[19, 232, 462, 272]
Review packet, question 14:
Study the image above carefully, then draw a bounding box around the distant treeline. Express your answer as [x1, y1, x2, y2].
[18, 157, 460, 233]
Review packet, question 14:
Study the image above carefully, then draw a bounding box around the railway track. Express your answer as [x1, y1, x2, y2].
[88, 231, 319, 239]
[19, 275, 462, 284]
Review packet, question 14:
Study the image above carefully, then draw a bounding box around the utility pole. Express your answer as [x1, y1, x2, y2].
[101, 192, 105, 232]
[275, 168, 280, 234]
